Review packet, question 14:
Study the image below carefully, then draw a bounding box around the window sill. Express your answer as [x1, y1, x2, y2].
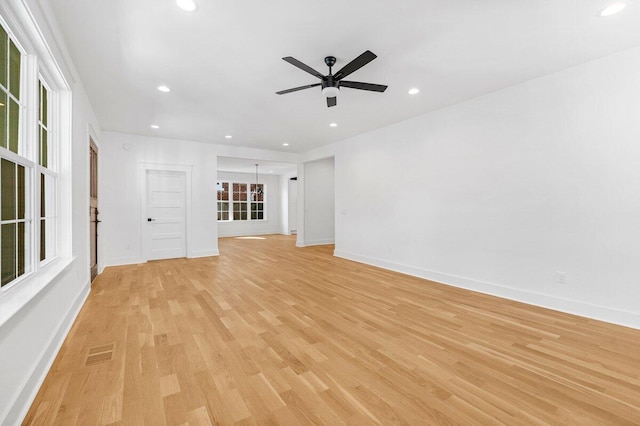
[0, 256, 76, 328]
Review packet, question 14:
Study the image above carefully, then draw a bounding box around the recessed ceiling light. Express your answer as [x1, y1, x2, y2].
[329, 123, 338, 127]
[225, 135, 232, 139]
[150, 124, 159, 129]
[269, 170, 274, 173]
[157, 85, 171, 92]
[282, 143, 289, 146]
[408, 88, 420, 95]
[176, 0, 198, 12]
[600, 2, 627, 16]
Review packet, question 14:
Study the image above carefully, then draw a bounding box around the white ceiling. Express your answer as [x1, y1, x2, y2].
[49, 0, 640, 153]
[217, 157, 297, 175]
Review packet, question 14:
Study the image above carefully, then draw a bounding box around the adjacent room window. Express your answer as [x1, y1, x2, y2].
[0, 21, 58, 288]
[249, 183, 264, 220]
[217, 181, 266, 222]
[216, 181, 229, 221]
[232, 183, 247, 221]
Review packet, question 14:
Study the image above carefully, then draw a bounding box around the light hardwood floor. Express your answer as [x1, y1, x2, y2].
[25, 235, 640, 425]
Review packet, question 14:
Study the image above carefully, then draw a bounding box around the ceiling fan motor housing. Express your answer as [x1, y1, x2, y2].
[322, 77, 340, 98]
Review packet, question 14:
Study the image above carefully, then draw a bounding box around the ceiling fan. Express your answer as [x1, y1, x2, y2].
[276, 50, 388, 107]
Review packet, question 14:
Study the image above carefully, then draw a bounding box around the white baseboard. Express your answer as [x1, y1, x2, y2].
[5, 279, 90, 425]
[189, 249, 220, 258]
[333, 249, 640, 330]
[105, 256, 143, 267]
[218, 230, 281, 238]
[296, 238, 335, 247]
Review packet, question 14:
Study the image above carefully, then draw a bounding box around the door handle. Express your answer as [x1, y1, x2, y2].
[147, 218, 156, 222]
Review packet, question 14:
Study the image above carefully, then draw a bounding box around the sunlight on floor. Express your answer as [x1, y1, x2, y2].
[234, 236, 266, 240]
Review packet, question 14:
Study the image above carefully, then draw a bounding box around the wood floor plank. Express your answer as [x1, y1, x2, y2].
[24, 234, 640, 425]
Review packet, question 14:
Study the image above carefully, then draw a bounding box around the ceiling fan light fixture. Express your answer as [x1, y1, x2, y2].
[322, 86, 340, 98]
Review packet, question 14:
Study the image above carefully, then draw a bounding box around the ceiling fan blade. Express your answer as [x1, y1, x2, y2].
[340, 81, 387, 92]
[276, 83, 321, 95]
[333, 50, 377, 80]
[327, 96, 337, 107]
[282, 57, 326, 80]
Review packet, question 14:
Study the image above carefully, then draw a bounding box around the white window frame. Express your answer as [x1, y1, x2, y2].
[216, 181, 230, 221]
[217, 180, 267, 222]
[0, 20, 33, 289]
[37, 77, 57, 267]
[0, 12, 65, 295]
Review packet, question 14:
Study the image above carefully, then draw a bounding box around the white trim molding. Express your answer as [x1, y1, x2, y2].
[334, 249, 640, 330]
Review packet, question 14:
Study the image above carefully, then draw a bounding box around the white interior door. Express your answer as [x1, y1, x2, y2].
[146, 170, 186, 260]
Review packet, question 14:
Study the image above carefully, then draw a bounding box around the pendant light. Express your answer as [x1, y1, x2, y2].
[252, 163, 264, 201]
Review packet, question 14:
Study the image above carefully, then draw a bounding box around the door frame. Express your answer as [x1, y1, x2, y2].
[87, 124, 103, 277]
[89, 138, 99, 281]
[139, 163, 193, 262]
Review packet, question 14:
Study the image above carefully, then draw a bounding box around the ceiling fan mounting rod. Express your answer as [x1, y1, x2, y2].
[324, 56, 336, 75]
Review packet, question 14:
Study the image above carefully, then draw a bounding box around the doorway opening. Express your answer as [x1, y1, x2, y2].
[89, 138, 99, 281]
[216, 157, 297, 246]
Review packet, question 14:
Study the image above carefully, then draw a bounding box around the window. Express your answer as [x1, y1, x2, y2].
[217, 181, 266, 222]
[250, 183, 264, 220]
[216, 181, 229, 221]
[1, 23, 29, 287]
[1, 159, 29, 286]
[38, 81, 56, 263]
[232, 183, 247, 220]
[0, 20, 57, 289]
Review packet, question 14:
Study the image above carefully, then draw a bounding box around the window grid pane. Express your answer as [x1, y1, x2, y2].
[17, 164, 25, 219]
[217, 182, 229, 201]
[17, 221, 24, 276]
[0, 91, 6, 150]
[0, 26, 7, 89]
[1, 223, 16, 286]
[38, 81, 49, 167]
[40, 219, 45, 261]
[8, 40, 20, 99]
[0, 157, 30, 287]
[42, 83, 47, 127]
[8, 97, 19, 154]
[39, 172, 57, 262]
[1, 158, 16, 221]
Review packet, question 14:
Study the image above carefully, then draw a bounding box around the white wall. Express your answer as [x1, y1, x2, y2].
[217, 171, 281, 238]
[101, 132, 300, 264]
[330, 46, 640, 329]
[0, 0, 102, 423]
[101, 132, 219, 264]
[298, 157, 335, 246]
